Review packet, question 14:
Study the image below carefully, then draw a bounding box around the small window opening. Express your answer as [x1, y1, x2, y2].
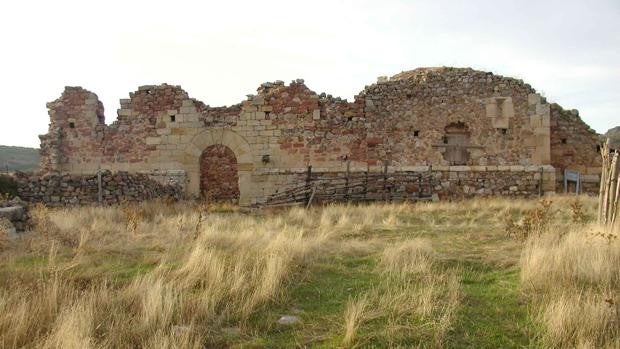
[347, 116, 353, 122]
[443, 136, 448, 144]
[596, 145, 601, 153]
[500, 128, 507, 135]
[69, 122, 75, 129]
[413, 130, 420, 137]
[561, 138, 567, 144]
[170, 115, 176, 122]
[265, 111, 271, 118]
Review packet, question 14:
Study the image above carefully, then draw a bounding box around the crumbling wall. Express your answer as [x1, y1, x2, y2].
[549, 104, 601, 193]
[549, 103, 601, 171]
[363, 68, 549, 167]
[39, 87, 105, 174]
[38, 67, 600, 204]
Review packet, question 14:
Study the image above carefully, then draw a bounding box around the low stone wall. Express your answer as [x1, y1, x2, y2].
[14, 171, 182, 206]
[0, 197, 30, 232]
[432, 167, 552, 199]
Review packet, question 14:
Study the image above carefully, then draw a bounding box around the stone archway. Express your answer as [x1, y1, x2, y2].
[184, 129, 254, 205]
[199, 144, 240, 202]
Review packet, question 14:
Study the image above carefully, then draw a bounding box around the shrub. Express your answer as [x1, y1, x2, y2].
[506, 199, 553, 241]
[0, 175, 17, 198]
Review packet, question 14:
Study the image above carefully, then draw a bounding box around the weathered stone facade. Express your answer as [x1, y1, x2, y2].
[38, 67, 601, 204]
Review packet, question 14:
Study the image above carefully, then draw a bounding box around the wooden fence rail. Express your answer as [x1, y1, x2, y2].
[262, 168, 436, 207]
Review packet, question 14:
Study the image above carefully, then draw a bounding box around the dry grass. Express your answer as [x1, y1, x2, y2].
[0, 200, 450, 348]
[0, 195, 613, 347]
[379, 238, 435, 276]
[521, 223, 620, 348]
[342, 238, 460, 348]
[0, 219, 11, 251]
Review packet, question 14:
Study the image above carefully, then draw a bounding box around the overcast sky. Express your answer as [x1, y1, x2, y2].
[0, 0, 618, 148]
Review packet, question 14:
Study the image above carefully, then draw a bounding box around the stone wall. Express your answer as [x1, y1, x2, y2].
[548, 103, 602, 193]
[14, 171, 181, 206]
[0, 197, 30, 232]
[549, 103, 601, 171]
[38, 67, 601, 205]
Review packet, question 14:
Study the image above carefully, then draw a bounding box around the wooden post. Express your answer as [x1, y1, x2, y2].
[539, 167, 544, 197]
[418, 172, 422, 199]
[563, 168, 568, 194]
[363, 170, 368, 202]
[598, 139, 620, 227]
[598, 140, 610, 224]
[345, 160, 350, 201]
[306, 165, 312, 203]
[613, 168, 620, 227]
[429, 165, 433, 198]
[607, 153, 618, 224]
[306, 186, 316, 209]
[383, 161, 388, 202]
[97, 168, 102, 204]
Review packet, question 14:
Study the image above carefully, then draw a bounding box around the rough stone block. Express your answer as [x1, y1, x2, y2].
[146, 137, 161, 145]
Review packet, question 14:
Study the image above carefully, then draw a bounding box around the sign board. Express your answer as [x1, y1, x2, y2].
[564, 169, 581, 194]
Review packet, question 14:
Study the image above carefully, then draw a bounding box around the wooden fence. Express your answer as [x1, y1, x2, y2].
[262, 166, 436, 207]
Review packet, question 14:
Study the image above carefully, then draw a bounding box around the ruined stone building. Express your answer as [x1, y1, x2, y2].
[38, 67, 601, 205]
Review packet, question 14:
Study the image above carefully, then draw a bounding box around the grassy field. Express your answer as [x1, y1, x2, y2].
[0, 197, 618, 348]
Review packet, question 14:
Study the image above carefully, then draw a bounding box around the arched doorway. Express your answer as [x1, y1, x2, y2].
[199, 144, 240, 203]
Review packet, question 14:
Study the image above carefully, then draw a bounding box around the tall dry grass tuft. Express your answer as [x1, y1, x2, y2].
[379, 238, 435, 276]
[43, 299, 94, 349]
[342, 238, 460, 347]
[541, 292, 619, 348]
[342, 295, 368, 347]
[521, 224, 620, 347]
[521, 225, 620, 291]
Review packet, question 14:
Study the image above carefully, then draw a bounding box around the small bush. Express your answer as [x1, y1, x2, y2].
[506, 199, 553, 241]
[569, 199, 588, 225]
[0, 175, 17, 198]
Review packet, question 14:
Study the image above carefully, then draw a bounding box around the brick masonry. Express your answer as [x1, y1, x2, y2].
[199, 145, 240, 202]
[37, 67, 602, 205]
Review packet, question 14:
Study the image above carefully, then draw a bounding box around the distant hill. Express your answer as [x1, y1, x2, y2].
[605, 126, 620, 148]
[0, 145, 39, 172]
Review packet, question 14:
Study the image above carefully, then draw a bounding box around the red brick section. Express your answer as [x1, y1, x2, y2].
[41, 84, 190, 173]
[199, 145, 240, 202]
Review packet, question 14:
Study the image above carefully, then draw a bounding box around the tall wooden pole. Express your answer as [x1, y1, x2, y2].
[598, 140, 610, 224]
[598, 138, 620, 228]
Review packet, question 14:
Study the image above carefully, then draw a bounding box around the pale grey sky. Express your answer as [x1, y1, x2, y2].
[0, 0, 618, 147]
